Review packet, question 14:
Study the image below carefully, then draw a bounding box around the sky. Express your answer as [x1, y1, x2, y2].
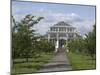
[12, 1, 96, 35]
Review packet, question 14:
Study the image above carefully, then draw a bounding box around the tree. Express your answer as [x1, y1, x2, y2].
[67, 24, 96, 58]
[12, 14, 44, 62]
[85, 24, 96, 58]
[67, 37, 85, 53]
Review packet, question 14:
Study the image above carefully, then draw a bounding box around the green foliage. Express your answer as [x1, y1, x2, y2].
[67, 37, 85, 53]
[34, 40, 55, 57]
[39, 41, 54, 53]
[85, 24, 96, 57]
[12, 14, 55, 63]
[67, 24, 96, 58]
[67, 52, 96, 70]
[12, 52, 54, 74]
[12, 14, 44, 61]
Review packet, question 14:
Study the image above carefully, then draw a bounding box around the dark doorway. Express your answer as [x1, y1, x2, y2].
[59, 39, 65, 48]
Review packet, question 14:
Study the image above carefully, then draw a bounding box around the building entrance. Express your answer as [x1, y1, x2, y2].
[59, 39, 65, 48]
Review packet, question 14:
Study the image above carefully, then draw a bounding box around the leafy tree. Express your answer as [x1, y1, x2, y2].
[33, 39, 55, 57]
[85, 24, 96, 58]
[67, 24, 96, 58]
[12, 14, 44, 62]
[67, 37, 85, 53]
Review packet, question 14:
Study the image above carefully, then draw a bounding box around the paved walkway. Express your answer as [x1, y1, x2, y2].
[38, 48, 72, 72]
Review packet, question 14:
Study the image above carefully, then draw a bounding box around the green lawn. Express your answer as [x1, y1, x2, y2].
[67, 52, 96, 70]
[11, 52, 54, 74]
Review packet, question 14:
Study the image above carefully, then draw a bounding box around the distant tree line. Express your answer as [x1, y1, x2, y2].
[67, 24, 96, 58]
[12, 14, 55, 62]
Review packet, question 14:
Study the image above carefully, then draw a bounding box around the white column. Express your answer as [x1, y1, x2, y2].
[74, 33, 76, 38]
[48, 34, 50, 42]
[57, 33, 59, 40]
[55, 33, 59, 53]
[66, 28, 67, 32]
[58, 27, 60, 32]
[57, 33, 59, 48]
[66, 34, 68, 40]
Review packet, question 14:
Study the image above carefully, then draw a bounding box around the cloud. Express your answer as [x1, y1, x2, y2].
[12, 8, 95, 35]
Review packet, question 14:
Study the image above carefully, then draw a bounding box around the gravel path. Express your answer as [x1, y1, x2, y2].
[37, 48, 72, 72]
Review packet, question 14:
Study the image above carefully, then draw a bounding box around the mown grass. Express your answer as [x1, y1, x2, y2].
[11, 52, 54, 74]
[67, 52, 96, 70]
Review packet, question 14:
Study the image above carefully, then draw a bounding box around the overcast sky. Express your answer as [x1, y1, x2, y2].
[12, 1, 96, 35]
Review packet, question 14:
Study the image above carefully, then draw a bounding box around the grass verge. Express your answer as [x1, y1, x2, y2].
[67, 52, 96, 70]
[11, 52, 54, 74]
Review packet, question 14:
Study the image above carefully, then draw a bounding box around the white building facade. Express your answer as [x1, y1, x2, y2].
[46, 21, 80, 48]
